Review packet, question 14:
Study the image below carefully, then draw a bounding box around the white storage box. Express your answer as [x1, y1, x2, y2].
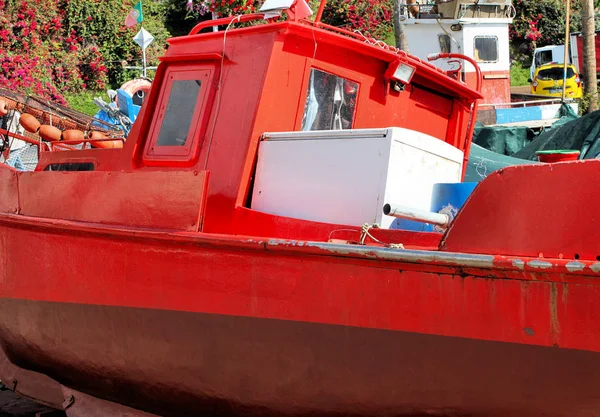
[251, 128, 464, 228]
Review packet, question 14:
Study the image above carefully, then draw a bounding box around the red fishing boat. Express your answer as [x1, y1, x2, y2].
[0, 1, 598, 416]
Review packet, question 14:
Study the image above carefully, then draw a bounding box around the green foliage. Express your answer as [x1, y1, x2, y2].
[578, 87, 600, 115]
[320, 0, 393, 40]
[511, 0, 569, 50]
[510, 61, 530, 87]
[0, 0, 171, 104]
[64, 90, 109, 115]
[162, 0, 201, 37]
[63, 0, 171, 87]
[511, 0, 600, 56]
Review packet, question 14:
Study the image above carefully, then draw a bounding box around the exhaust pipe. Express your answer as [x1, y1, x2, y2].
[383, 203, 449, 227]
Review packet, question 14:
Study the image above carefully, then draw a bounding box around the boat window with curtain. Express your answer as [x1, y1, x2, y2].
[301, 69, 359, 131]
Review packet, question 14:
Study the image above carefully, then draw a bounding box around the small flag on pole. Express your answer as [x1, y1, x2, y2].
[125, 1, 143, 28]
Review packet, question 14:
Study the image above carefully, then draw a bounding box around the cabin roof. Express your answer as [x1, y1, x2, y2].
[165, 20, 482, 102]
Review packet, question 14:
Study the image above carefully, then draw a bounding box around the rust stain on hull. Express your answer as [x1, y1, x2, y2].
[550, 283, 561, 345]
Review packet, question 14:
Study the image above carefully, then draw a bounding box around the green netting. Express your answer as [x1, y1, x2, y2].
[472, 122, 536, 156]
[465, 143, 539, 182]
[473, 103, 579, 157]
[465, 103, 585, 181]
[513, 105, 600, 161]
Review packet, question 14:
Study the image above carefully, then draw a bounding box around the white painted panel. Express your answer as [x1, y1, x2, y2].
[405, 23, 465, 70]
[252, 134, 390, 226]
[404, 21, 510, 73]
[251, 128, 463, 228]
[462, 23, 510, 73]
[383, 130, 463, 228]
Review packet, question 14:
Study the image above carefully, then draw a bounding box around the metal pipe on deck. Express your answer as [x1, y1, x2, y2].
[383, 203, 449, 227]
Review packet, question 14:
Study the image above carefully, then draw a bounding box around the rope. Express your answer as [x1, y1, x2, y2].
[359, 223, 405, 249]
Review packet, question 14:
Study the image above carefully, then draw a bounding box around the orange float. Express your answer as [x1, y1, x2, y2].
[61, 129, 85, 145]
[19, 114, 41, 133]
[38, 125, 62, 142]
[88, 131, 123, 149]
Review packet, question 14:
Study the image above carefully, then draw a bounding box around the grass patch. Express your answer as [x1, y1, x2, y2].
[64, 91, 109, 116]
[384, 31, 396, 48]
[510, 61, 531, 86]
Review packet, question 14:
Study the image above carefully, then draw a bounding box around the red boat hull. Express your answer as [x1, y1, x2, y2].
[1, 299, 600, 417]
[1, 215, 600, 416]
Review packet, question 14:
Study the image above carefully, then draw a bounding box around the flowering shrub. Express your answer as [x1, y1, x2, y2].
[182, 0, 392, 40]
[316, 0, 393, 40]
[0, 0, 170, 103]
[509, 0, 592, 54]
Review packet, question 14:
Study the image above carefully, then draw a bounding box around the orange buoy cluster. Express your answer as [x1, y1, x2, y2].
[17, 113, 123, 149]
[0, 95, 123, 147]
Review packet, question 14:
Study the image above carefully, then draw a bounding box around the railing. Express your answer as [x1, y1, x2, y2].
[479, 97, 577, 109]
[0, 125, 125, 172]
[398, 0, 514, 20]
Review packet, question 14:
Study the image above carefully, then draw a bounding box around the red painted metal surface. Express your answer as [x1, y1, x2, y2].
[0, 216, 600, 416]
[1, 14, 597, 417]
[61, 387, 160, 417]
[3, 299, 600, 417]
[0, 166, 18, 214]
[0, 214, 598, 349]
[443, 160, 600, 260]
[16, 170, 208, 231]
[0, 343, 64, 410]
[466, 70, 510, 105]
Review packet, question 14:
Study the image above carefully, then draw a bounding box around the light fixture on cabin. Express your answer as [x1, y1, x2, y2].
[384, 60, 416, 86]
[450, 23, 462, 31]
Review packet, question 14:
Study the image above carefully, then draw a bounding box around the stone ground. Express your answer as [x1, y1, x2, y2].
[511, 85, 532, 95]
[0, 387, 63, 417]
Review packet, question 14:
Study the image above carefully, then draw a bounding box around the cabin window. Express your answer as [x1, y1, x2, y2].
[301, 69, 359, 131]
[473, 36, 498, 63]
[438, 34, 451, 54]
[156, 79, 201, 147]
[535, 50, 553, 67]
[144, 65, 214, 163]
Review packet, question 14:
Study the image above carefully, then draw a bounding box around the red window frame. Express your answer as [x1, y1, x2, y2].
[143, 65, 214, 165]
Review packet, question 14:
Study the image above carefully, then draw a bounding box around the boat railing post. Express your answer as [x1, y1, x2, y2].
[315, 0, 327, 22]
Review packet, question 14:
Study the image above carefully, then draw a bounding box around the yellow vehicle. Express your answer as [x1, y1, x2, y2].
[529, 63, 583, 99]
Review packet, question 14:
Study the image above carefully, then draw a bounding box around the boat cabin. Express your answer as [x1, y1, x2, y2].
[1, 9, 481, 245]
[402, 0, 513, 105]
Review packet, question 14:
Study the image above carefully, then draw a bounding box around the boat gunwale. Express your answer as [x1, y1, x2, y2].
[1, 212, 599, 282]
